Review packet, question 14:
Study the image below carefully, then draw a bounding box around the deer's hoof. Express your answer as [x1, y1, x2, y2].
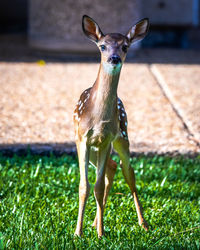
[74, 230, 82, 237]
[97, 232, 104, 239]
[140, 220, 149, 231]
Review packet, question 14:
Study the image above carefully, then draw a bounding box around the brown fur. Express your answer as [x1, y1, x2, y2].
[74, 15, 149, 238]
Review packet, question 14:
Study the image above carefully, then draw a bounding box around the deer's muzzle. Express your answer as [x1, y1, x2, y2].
[107, 55, 122, 65]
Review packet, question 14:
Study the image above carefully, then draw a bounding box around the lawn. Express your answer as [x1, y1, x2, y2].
[0, 153, 200, 249]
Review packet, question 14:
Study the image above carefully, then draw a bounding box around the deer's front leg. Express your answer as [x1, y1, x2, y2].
[74, 138, 90, 236]
[94, 144, 111, 238]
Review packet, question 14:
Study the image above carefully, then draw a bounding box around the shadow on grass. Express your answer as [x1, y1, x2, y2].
[0, 142, 76, 157]
[0, 142, 199, 158]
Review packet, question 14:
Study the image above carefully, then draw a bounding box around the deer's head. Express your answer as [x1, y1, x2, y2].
[82, 15, 149, 75]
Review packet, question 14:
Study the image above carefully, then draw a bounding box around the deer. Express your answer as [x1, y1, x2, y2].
[73, 15, 149, 238]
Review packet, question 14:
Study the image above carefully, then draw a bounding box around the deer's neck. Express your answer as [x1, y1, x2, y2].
[91, 62, 122, 121]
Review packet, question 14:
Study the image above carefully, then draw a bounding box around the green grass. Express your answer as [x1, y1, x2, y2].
[0, 154, 200, 249]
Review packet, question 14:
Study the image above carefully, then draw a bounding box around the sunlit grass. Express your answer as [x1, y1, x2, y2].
[0, 154, 200, 249]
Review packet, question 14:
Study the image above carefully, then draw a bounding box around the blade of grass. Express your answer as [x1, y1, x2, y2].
[152, 225, 200, 247]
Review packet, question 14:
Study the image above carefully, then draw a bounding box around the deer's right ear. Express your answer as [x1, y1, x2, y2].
[82, 15, 104, 43]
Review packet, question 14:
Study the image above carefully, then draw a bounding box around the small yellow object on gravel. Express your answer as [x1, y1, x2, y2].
[37, 60, 46, 66]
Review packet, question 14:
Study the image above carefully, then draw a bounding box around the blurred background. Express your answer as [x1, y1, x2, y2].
[0, 0, 199, 53]
[0, 0, 200, 155]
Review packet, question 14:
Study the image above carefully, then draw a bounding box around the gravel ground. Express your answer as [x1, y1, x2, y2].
[0, 34, 200, 155]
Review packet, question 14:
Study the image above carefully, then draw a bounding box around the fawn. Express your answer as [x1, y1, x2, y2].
[73, 15, 149, 238]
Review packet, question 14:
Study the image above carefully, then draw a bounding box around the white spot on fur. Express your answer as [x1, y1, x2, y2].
[122, 131, 126, 136]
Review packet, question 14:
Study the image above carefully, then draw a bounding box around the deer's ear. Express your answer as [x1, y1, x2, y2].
[126, 18, 149, 45]
[82, 15, 104, 43]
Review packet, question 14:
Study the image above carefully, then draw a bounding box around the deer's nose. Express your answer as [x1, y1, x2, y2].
[108, 55, 122, 65]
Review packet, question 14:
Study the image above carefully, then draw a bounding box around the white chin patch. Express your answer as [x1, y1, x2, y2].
[103, 62, 122, 75]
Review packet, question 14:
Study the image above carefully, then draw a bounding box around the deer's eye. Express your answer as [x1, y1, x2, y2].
[100, 45, 106, 51]
[122, 45, 128, 53]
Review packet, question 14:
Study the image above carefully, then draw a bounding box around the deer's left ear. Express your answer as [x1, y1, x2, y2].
[126, 18, 149, 45]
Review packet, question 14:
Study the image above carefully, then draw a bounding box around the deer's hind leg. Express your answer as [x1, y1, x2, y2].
[90, 145, 117, 236]
[113, 137, 148, 231]
[90, 151, 117, 228]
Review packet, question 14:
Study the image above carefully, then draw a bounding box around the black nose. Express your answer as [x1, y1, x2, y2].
[108, 55, 122, 65]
